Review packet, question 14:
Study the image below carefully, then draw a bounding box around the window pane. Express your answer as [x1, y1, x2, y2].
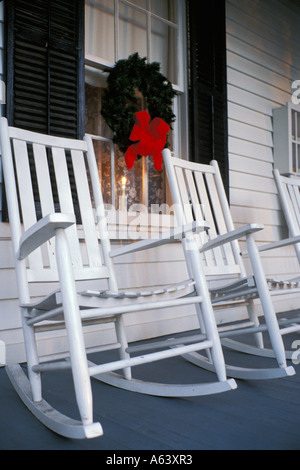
[292, 110, 296, 140]
[128, 0, 147, 8]
[119, 3, 147, 59]
[85, 0, 115, 63]
[85, 82, 112, 138]
[85, 83, 114, 205]
[148, 159, 166, 208]
[297, 112, 300, 141]
[151, 0, 177, 22]
[94, 139, 114, 205]
[115, 155, 143, 210]
[151, 18, 178, 84]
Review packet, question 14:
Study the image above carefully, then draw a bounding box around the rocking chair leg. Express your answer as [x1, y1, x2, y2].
[186, 235, 227, 383]
[184, 241, 213, 362]
[195, 303, 213, 362]
[55, 229, 94, 427]
[246, 234, 287, 369]
[246, 299, 264, 349]
[21, 314, 42, 402]
[115, 315, 132, 380]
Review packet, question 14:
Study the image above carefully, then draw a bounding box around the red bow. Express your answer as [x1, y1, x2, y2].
[124, 111, 170, 171]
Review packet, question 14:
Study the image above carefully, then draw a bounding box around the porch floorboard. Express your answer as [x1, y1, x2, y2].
[0, 311, 300, 450]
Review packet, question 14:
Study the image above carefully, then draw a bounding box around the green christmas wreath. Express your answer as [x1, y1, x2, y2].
[101, 53, 177, 154]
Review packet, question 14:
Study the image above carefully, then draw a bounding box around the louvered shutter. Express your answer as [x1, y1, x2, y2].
[187, 0, 229, 193]
[4, 0, 84, 222]
[6, 0, 84, 138]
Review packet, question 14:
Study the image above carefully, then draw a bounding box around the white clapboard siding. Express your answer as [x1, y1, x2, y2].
[227, 0, 300, 303]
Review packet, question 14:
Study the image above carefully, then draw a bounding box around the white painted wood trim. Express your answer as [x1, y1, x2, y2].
[0, 339, 5, 366]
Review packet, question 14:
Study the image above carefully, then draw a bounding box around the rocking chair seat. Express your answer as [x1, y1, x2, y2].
[24, 279, 196, 313]
[210, 275, 300, 302]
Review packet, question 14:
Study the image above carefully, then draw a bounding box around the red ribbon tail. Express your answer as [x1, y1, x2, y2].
[124, 144, 138, 169]
[152, 152, 163, 171]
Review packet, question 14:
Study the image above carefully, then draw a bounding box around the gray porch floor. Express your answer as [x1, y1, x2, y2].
[0, 312, 300, 451]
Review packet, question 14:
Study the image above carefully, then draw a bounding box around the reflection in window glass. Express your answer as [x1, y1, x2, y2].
[129, 0, 147, 8]
[292, 110, 296, 140]
[119, 3, 147, 60]
[297, 112, 300, 142]
[85, 0, 114, 63]
[151, 0, 177, 22]
[85, 0, 179, 83]
[151, 18, 177, 85]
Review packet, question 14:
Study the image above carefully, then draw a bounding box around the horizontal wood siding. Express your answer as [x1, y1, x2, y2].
[226, 0, 300, 306]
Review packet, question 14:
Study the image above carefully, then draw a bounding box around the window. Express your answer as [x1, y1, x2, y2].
[273, 102, 300, 175]
[84, 0, 188, 211]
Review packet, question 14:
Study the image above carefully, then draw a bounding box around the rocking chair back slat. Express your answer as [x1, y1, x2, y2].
[32, 143, 57, 269]
[192, 171, 215, 266]
[205, 171, 238, 269]
[51, 146, 83, 272]
[197, 171, 226, 267]
[174, 165, 214, 267]
[13, 139, 44, 272]
[70, 149, 103, 269]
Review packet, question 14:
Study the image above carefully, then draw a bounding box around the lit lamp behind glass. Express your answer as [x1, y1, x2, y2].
[120, 176, 127, 211]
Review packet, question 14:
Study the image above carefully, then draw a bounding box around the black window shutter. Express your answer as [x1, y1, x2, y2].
[3, 0, 84, 222]
[187, 0, 229, 194]
[6, 0, 84, 139]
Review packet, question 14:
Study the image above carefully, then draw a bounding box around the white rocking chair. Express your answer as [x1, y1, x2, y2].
[163, 148, 298, 381]
[0, 118, 236, 439]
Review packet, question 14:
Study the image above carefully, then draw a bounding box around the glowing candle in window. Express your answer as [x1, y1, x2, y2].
[120, 176, 127, 211]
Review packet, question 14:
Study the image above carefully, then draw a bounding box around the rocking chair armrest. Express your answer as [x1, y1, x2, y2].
[247, 234, 300, 254]
[17, 213, 76, 260]
[200, 223, 264, 253]
[110, 220, 210, 258]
